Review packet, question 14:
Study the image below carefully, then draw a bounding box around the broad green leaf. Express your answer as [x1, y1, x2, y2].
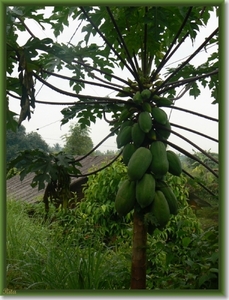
[182, 237, 191, 247]
[189, 82, 201, 99]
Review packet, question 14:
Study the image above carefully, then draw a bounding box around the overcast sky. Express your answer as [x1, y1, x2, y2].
[8, 7, 219, 155]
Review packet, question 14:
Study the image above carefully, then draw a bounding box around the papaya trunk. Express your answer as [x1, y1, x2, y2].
[130, 207, 147, 289]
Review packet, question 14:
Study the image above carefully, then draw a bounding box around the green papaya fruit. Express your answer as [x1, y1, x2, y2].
[120, 120, 133, 131]
[142, 102, 152, 113]
[149, 141, 169, 177]
[138, 111, 152, 133]
[153, 97, 173, 107]
[115, 179, 136, 216]
[122, 143, 137, 166]
[136, 173, 156, 208]
[116, 125, 132, 148]
[151, 107, 168, 125]
[166, 150, 182, 176]
[127, 147, 152, 180]
[151, 190, 170, 227]
[154, 119, 171, 140]
[132, 123, 145, 147]
[133, 91, 143, 104]
[141, 89, 151, 100]
[119, 108, 131, 122]
[156, 181, 178, 215]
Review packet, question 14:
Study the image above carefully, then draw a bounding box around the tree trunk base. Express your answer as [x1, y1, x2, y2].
[131, 207, 147, 289]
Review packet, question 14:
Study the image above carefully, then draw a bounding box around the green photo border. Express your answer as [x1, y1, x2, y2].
[1, 0, 225, 297]
[0, 0, 6, 296]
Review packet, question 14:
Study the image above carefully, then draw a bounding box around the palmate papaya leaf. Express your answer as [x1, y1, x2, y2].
[6, 77, 22, 97]
[61, 102, 112, 127]
[77, 108, 97, 127]
[23, 37, 53, 52]
[72, 81, 85, 94]
[49, 6, 80, 37]
[55, 152, 81, 169]
[38, 53, 65, 74]
[7, 148, 82, 191]
[189, 82, 201, 99]
[31, 173, 50, 190]
[61, 104, 84, 125]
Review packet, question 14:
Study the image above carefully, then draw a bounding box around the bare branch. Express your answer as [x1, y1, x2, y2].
[32, 72, 128, 103]
[159, 69, 218, 95]
[153, 28, 219, 95]
[72, 58, 130, 87]
[71, 151, 123, 178]
[42, 69, 132, 96]
[80, 7, 137, 80]
[154, 123, 218, 165]
[106, 7, 140, 84]
[151, 7, 193, 83]
[17, 16, 36, 38]
[170, 122, 218, 143]
[7, 91, 127, 106]
[168, 128, 218, 164]
[72, 124, 120, 164]
[169, 105, 218, 122]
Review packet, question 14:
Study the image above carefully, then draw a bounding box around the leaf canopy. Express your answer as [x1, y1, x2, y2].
[6, 5, 219, 195]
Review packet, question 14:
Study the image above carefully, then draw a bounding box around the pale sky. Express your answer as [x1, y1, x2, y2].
[8, 6, 219, 155]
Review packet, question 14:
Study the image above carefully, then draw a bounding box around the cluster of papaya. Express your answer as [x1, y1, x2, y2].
[115, 89, 182, 233]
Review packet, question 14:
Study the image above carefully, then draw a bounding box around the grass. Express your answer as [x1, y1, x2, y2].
[6, 197, 218, 291]
[6, 199, 131, 290]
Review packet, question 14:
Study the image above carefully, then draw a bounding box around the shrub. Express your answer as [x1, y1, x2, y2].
[145, 174, 218, 290]
[80, 158, 133, 245]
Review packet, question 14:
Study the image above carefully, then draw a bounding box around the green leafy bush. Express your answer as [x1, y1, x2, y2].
[79, 158, 133, 245]
[145, 174, 218, 290]
[146, 225, 218, 289]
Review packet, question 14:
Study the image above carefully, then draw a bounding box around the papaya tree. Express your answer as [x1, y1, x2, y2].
[6, 5, 220, 289]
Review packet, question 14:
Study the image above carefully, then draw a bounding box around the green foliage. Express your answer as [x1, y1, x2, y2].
[5, 5, 219, 290]
[6, 199, 131, 290]
[62, 123, 93, 155]
[182, 151, 219, 205]
[145, 173, 218, 290]
[6, 6, 218, 131]
[6, 167, 19, 180]
[6, 123, 49, 163]
[146, 225, 218, 289]
[6, 5, 218, 192]
[48, 143, 63, 153]
[184, 150, 218, 170]
[7, 149, 81, 190]
[7, 176, 218, 291]
[166, 173, 190, 207]
[81, 158, 132, 243]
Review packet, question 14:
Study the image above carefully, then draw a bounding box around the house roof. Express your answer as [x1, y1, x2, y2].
[7, 155, 115, 203]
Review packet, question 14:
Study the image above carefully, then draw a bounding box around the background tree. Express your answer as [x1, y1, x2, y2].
[6, 124, 27, 162]
[48, 143, 62, 153]
[26, 131, 49, 152]
[184, 150, 218, 170]
[6, 124, 49, 163]
[62, 123, 93, 155]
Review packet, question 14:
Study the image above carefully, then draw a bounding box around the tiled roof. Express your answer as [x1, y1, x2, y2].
[7, 155, 115, 203]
